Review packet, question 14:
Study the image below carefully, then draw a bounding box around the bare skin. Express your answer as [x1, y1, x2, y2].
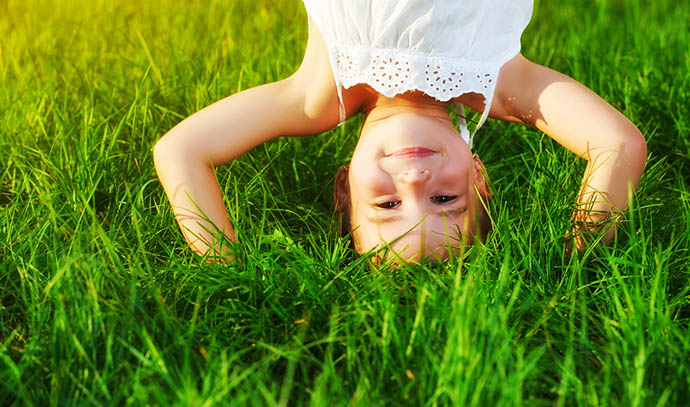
[347, 104, 490, 261]
[154, 18, 646, 262]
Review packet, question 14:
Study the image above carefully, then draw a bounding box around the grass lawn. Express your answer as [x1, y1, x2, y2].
[1, 0, 689, 405]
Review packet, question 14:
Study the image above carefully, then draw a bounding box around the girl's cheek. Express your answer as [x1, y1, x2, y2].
[368, 171, 398, 196]
[351, 161, 391, 190]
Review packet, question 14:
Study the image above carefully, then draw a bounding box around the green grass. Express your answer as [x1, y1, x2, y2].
[1, 0, 689, 405]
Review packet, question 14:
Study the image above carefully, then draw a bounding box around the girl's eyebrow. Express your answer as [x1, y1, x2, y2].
[366, 214, 402, 224]
[367, 207, 465, 225]
[435, 207, 467, 219]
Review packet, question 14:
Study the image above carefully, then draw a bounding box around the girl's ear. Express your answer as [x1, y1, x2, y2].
[473, 154, 492, 200]
[333, 165, 351, 234]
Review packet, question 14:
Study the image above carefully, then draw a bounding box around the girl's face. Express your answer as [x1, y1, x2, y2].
[348, 112, 485, 261]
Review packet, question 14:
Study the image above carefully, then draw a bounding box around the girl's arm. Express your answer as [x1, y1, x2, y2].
[482, 54, 647, 249]
[154, 19, 342, 261]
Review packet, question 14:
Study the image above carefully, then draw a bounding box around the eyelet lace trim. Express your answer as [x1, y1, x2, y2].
[332, 43, 499, 103]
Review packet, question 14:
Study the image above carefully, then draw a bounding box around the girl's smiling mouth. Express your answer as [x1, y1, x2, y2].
[385, 147, 438, 158]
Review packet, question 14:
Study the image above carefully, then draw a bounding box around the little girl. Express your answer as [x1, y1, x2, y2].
[154, 0, 646, 262]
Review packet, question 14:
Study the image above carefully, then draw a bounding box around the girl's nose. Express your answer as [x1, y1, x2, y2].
[397, 168, 431, 184]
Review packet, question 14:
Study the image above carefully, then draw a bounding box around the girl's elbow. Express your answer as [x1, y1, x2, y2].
[625, 127, 647, 170]
[153, 131, 195, 173]
[153, 135, 176, 168]
[154, 131, 199, 164]
[610, 126, 647, 183]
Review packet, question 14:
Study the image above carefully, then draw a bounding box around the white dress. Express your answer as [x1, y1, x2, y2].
[301, 0, 533, 147]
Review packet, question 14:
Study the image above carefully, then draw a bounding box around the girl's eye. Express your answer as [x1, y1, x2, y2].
[377, 201, 400, 209]
[431, 195, 457, 204]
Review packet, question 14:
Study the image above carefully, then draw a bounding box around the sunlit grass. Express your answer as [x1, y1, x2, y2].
[1, 0, 689, 405]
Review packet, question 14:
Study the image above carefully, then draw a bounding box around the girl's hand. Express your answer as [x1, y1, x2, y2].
[565, 207, 622, 253]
